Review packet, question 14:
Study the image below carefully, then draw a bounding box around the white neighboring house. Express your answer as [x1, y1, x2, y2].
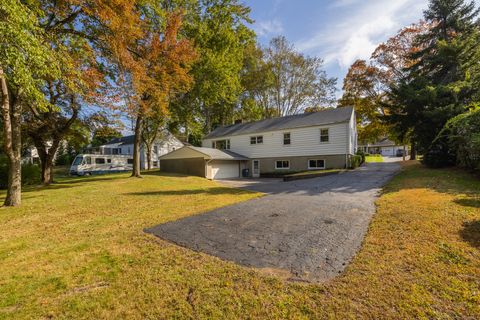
[358, 138, 408, 157]
[86, 132, 183, 170]
[160, 107, 357, 179]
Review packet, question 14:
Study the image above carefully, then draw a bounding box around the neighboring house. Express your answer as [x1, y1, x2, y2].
[86, 132, 183, 170]
[358, 138, 408, 157]
[160, 107, 357, 179]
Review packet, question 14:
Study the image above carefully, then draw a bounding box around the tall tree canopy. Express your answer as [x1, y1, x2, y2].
[388, 0, 480, 155]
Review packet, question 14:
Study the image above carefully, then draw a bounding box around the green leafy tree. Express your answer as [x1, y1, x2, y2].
[388, 0, 480, 157]
[0, 0, 61, 206]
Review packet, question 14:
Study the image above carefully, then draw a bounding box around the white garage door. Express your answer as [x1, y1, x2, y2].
[210, 161, 239, 179]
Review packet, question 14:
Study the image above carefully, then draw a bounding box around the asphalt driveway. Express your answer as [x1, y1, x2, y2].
[145, 161, 401, 282]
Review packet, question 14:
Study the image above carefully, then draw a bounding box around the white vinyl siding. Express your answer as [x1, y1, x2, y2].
[203, 122, 349, 158]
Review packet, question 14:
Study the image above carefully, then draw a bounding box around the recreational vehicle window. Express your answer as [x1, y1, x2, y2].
[95, 158, 106, 164]
[127, 159, 133, 164]
[85, 157, 91, 164]
[73, 156, 83, 165]
[107, 159, 111, 163]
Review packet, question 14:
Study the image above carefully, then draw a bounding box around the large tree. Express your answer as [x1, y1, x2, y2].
[0, 0, 61, 206]
[388, 0, 480, 156]
[264, 36, 337, 117]
[113, 9, 196, 177]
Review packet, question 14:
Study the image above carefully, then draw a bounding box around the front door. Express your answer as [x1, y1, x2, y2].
[252, 160, 260, 178]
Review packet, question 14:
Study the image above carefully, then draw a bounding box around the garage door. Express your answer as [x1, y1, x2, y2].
[210, 161, 239, 179]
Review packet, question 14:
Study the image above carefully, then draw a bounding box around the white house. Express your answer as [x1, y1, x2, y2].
[358, 138, 408, 157]
[160, 107, 357, 179]
[87, 132, 183, 170]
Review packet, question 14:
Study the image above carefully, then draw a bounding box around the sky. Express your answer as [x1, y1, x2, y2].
[243, 0, 431, 94]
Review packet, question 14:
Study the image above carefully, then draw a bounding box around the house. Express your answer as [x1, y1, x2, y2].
[87, 132, 183, 170]
[160, 107, 357, 179]
[358, 138, 408, 157]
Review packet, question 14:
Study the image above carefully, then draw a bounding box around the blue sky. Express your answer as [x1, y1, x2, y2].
[243, 0, 431, 94]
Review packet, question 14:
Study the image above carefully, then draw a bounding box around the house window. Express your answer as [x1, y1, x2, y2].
[153, 161, 159, 167]
[112, 148, 119, 155]
[213, 139, 230, 150]
[283, 133, 291, 145]
[153, 145, 158, 154]
[320, 128, 329, 143]
[95, 158, 106, 164]
[308, 159, 325, 169]
[250, 136, 263, 145]
[275, 160, 290, 169]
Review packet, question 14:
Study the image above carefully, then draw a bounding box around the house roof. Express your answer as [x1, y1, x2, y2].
[104, 135, 135, 146]
[160, 146, 248, 161]
[359, 138, 399, 147]
[204, 106, 354, 140]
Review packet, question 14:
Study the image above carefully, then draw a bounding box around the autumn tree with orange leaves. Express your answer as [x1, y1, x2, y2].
[339, 21, 430, 146]
[111, 8, 196, 177]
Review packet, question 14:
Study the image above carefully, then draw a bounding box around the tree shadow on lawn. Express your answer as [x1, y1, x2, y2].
[454, 198, 480, 208]
[125, 187, 254, 197]
[459, 220, 480, 248]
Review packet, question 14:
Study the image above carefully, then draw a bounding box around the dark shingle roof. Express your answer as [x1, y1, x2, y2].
[188, 147, 248, 160]
[204, 107, 354, 139]
[105, 135, 135, 145]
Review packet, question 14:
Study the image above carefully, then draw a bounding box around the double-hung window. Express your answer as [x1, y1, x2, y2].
[250, 136, 263, 145]
[283, 133, 291, 145]
[320, 128, 329, 143]
[275, 160, 290, 169]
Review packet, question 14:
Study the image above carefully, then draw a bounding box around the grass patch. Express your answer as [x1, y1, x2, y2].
[1, 163, 479, 318]
[365, 155, 384, 162]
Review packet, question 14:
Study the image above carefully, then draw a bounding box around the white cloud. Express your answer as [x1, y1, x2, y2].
[296, 0, 428, 69]
[254, 19, 284, 37]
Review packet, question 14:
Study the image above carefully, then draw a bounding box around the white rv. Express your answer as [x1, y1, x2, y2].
[70, 154, 133, 176]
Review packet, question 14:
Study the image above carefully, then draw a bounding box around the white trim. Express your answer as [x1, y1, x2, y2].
[275, 160, 290, 170]
[307, 159, 326, 170]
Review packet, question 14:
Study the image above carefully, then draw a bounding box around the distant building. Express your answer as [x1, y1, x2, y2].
[358, 138, 408, 157]
[86, 132, 183, 170]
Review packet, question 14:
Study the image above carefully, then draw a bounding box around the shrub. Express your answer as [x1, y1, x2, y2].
[424, 106, 480, 170]
[356, 150, 366, 164]
[0, 156, 41, 189]
[349, 155, 363, 169]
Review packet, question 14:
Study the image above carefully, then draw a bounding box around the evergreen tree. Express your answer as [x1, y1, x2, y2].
[388, 0, 480, 155]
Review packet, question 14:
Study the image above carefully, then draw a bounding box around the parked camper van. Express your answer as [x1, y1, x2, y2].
[70, 154, 133, 176]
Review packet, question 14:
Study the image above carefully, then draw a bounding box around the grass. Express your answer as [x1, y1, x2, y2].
[365, 154, 384, 162]
[1, 163, 479, 319]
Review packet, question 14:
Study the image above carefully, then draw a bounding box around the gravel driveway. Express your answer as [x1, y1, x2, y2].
[145, 161, 401, 282]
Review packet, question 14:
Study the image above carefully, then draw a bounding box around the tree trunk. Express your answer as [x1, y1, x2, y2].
[410, 140, 417, 160]
[33, 139, 60, 185]
[146, 144, 152, 170]
[1, 68, 22, 207]
[132, 113, 143, 177]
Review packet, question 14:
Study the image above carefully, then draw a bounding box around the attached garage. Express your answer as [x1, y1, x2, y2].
[160, 146, 248, 180]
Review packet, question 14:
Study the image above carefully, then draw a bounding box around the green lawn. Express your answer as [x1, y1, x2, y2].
[365, 155, 384, 162]
[1, 164, 479, 319]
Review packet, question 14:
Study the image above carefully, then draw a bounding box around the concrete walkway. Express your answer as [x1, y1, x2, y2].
[145, 162, 401, 282]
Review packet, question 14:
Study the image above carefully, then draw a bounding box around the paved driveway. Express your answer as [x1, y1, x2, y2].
[145, 162, 401, 282]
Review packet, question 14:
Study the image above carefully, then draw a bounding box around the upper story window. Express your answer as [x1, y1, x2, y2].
[283, 133, 291, 145]
[212, 139, 230, 150]
[250, 136, 263, 145]
[153, 145, 158, 154]
[320, 128, 329, 143]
